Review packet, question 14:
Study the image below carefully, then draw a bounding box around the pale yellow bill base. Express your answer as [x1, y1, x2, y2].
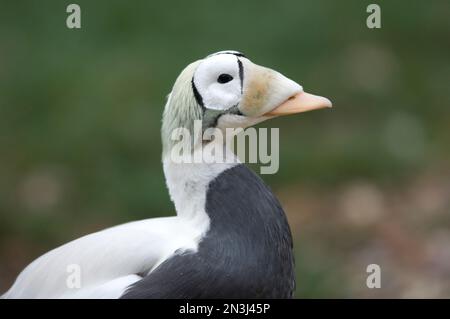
[265, 92, 332, 116]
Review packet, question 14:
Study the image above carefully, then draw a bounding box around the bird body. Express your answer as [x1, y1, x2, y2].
[2, 51, 331, 298]
[2, 217, 196, 298]
[3, 151, 293, 299]
[122, 164, 295, 298]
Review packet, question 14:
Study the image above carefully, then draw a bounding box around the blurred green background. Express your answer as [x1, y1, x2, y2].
[1, 0, 449, 297]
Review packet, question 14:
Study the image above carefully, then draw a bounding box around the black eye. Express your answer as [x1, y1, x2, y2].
[217, 73, 233, 84]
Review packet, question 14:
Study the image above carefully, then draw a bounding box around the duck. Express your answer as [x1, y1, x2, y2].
[2, 50, 331, 299]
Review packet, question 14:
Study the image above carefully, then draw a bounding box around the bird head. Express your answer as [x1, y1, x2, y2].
[162, 50, 332, 156]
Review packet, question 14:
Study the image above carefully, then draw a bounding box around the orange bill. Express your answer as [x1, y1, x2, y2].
[265, 92, 332, 116]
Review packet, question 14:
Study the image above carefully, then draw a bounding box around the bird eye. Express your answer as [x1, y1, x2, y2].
[217, 73, 233, 84]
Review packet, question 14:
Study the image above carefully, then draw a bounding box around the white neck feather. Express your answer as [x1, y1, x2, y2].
[163, 140, 239, 223]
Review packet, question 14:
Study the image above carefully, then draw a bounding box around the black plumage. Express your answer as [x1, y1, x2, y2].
[121, 164, 295, 299]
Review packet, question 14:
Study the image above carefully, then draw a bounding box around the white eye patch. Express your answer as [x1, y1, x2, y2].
[192, 54, 243, 111]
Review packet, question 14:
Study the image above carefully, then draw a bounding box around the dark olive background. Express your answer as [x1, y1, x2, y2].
[0, 0, 449, 297]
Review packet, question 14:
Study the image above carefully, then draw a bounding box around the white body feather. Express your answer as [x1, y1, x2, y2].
[3, 217, 200, 298]
[3, 144, 237, 299]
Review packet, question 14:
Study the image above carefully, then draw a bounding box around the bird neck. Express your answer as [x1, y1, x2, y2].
[162, 139, 239, 222]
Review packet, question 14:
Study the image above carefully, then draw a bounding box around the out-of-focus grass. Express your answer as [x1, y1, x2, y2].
[0, 0, 449, 296]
